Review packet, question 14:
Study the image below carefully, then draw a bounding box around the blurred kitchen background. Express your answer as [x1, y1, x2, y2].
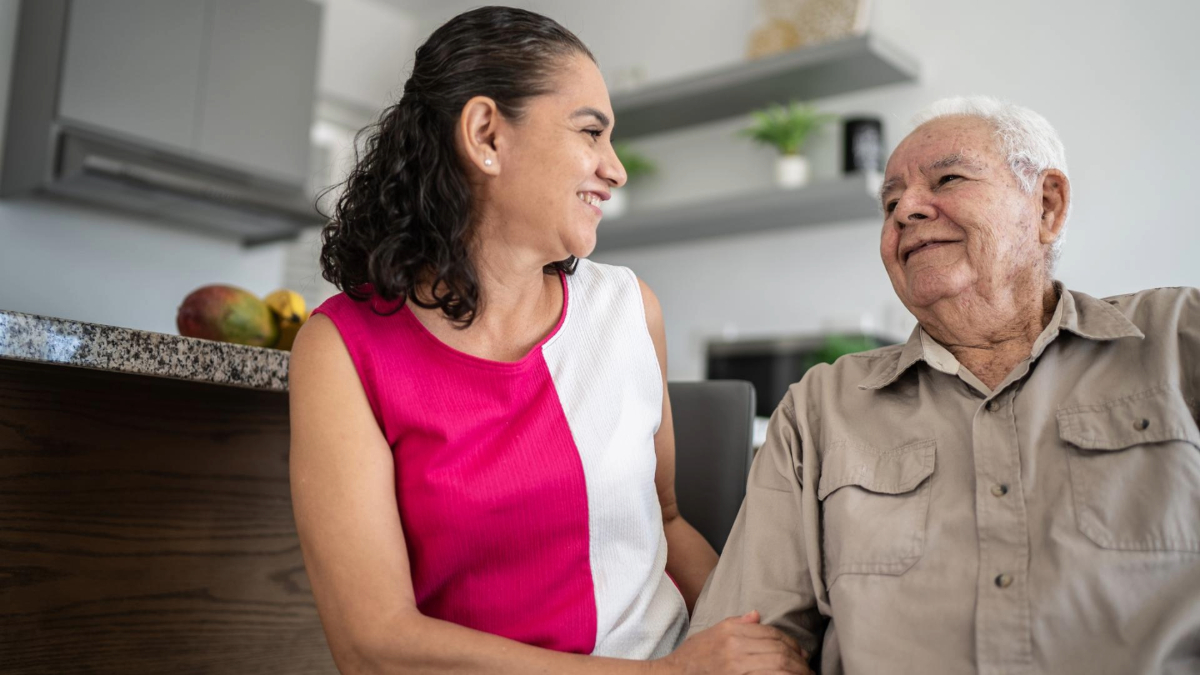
[1, 0, 1198, 387]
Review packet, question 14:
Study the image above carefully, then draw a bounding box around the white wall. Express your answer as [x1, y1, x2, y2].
[0, 197, 288, 334]
[313, 0, 419, 110]
[419, 0, 1200, 379]
[0, 0, 291, 334]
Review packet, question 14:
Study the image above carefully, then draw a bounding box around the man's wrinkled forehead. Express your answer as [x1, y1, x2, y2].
[879, 151, 990, 202]
[879, 119, 997, 200]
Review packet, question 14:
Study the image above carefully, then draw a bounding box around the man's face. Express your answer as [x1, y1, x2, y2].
[879, 116, 1046, 312]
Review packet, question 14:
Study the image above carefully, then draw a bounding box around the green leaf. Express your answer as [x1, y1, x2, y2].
[739, 101, 836, 155]
[801, 334, 885, 371]
[614, 142, 657, 181]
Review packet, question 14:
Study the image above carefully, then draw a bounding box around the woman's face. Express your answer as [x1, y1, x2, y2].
[484, 53, 627, 260]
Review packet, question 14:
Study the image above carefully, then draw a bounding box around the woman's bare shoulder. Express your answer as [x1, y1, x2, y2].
[289, 313, 354, 389]
[288, 312, 378, 446]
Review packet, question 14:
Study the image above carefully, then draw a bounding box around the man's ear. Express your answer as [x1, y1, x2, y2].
[1037, 169, 1070, 245]
[458, 96, 501, 175]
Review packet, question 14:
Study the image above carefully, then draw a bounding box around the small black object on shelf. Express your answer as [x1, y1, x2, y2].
[843, 116, 885, 174]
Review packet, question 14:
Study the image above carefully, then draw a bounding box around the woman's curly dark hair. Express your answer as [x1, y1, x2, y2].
[318, 6, 594, 327]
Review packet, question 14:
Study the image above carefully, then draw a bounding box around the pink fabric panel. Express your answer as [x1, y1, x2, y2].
[311, 284, 597, 653]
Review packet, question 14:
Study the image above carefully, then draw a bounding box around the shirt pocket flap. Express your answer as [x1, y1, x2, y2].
[817, 438, 936, 501]
[1056, 386, 1200, 451]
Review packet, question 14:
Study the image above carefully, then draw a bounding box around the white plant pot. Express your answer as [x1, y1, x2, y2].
[601, 188, 627, 219]
[775, 154, 811, 189]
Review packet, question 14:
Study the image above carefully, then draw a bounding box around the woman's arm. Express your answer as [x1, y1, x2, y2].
[290, 314, 802, 675]
[637, 280, 720, 613]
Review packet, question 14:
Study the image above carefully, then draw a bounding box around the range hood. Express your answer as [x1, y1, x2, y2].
[1, 0, 325, 246]
[45, 125, 323, 245]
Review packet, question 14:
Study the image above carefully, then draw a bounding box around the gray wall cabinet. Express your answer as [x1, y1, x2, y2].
[57, 0, 320, 187]
[197, 0, 321, 185]
[59, 1, 207, 155]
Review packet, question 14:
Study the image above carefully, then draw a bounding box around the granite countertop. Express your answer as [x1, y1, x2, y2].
[0, 310, 289, 392]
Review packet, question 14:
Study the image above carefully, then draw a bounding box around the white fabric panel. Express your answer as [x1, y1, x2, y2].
[542, 259, 688, 658]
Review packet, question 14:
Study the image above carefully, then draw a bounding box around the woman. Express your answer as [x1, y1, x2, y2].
[289, 7, 807, 674]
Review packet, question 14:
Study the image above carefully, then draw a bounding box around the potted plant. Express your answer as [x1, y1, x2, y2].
[740, 101, 836, 189]
[602, 142, 656, 218]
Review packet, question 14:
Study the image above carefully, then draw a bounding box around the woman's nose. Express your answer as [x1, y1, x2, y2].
[601, 145, 628, 188]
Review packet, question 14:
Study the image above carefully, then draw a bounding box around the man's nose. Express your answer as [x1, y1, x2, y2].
[896, 193, 935, 230]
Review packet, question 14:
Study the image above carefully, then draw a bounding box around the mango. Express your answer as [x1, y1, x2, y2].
[177, 285, 279, 348]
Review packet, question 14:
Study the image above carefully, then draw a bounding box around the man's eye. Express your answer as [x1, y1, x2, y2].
[884, 200, 898, 214]
[584, 129, 603, 139]
[938, 174, 962, 186]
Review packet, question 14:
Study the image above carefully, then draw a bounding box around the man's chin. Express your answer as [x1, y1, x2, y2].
[905, 273, 970, 309]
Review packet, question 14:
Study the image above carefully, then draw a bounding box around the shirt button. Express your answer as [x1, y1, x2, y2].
[991, 484, 1009, 497]
[1134, 418, 1150, 431]
[995, 573, 1014, 589]
[986, 400, 1001, 412]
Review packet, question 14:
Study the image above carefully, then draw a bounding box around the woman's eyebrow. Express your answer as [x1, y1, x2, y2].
[571, 107, 610, 128]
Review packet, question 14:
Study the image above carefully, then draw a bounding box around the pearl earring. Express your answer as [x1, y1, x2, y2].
[484, 158, 493, 166]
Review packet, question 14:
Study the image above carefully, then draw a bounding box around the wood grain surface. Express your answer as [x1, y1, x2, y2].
[0, 359, 335, 674]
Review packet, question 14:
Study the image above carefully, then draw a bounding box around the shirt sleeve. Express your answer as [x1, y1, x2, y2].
[1183, 288, 1200, 392]
[687, 395, 826, 656]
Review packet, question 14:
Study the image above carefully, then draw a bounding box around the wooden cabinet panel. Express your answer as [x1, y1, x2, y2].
[0, 360, 335, 674]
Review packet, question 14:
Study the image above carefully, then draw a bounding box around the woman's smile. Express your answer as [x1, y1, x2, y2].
[577, 190, 606, 216]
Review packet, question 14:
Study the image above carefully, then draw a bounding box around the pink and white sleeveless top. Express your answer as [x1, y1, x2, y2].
[312, 259, 688, 658]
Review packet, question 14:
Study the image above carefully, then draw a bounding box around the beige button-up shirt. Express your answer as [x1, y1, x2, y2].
[690, 285, 1200, 675]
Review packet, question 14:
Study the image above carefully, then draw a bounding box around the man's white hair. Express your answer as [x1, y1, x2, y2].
[911, 96, 1070, 269]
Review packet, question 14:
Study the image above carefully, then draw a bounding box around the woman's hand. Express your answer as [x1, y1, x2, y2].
[656, 611, 812, 675]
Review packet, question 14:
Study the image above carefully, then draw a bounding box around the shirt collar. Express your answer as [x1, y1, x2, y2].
[857, 324, 926, 390]
[1057, 285, 1145, 342]
[858, 284, 1144, 391]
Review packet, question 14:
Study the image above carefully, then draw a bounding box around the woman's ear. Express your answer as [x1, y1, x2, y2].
[459, 96, 501, 175]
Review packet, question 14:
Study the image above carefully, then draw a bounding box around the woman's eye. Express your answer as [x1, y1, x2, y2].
[938, 174, 962, 186]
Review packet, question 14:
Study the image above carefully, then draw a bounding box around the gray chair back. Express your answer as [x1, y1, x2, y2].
[668, 380, 756, 553]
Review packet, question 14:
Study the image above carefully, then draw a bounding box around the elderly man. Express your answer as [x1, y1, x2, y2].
[689, 96, 1200, 675]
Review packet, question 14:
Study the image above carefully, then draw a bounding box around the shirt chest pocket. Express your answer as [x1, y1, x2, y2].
[1057, 386, 1200, 553]
[816, 438, 936, 587]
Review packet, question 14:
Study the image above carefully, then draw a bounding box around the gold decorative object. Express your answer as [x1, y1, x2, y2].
[747, 0, 872, 60]
[747, 17, 803, 59]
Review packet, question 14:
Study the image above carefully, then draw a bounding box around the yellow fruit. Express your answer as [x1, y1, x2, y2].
[265, 289, 307, 321]
[264, 289, 308, 350]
